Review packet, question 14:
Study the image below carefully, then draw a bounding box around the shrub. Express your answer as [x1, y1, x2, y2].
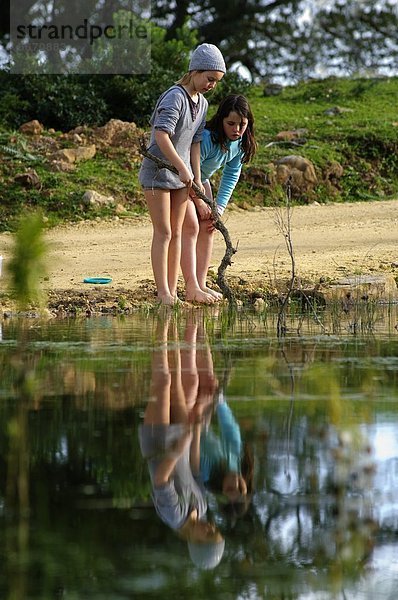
[0, 23, 252, 131]
[0, 72, 109, 130]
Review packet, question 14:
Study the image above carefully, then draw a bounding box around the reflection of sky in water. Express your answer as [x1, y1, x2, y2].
[365, 422, 398, 529]
[296, 546, 398, 600]
[258, 418, 398, 594]
[357, 423, 398, 600]
[346, 544, 398, 600]
[370, 423, 398, 461]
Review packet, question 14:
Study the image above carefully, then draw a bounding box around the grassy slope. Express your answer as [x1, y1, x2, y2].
[0, 76, 397, 231]
[238, 76, 398, 206]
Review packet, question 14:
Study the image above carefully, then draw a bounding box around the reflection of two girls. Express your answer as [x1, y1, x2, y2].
[139, 315, 253, 569]
[139, 315, 224, 570]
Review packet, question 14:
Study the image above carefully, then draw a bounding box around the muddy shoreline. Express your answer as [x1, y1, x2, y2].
[1, 200, 398, 315]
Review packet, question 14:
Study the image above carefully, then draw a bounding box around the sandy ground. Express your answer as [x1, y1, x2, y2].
[1, 199, 398, 306]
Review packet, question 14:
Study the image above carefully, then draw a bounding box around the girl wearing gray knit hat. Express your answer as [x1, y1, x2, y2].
[139, 43, 226, 306]
[188, 43, 226, 73]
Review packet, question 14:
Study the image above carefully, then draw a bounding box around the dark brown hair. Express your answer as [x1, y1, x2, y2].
[206, 94, 257, 163]
[207, 442, 255, 497]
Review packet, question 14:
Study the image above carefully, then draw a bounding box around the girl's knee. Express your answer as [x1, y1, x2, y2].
[153, 227, 172, 244]
[183, 219, 199, 238]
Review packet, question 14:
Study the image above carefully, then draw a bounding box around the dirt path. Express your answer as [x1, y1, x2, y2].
[1, 199, 398, 304]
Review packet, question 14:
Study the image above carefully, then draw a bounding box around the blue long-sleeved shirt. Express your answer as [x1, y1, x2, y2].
[200, 128, 244, 214]
[200, 401, 242, 484]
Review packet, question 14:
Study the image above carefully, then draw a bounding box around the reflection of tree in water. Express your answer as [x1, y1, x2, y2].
[0, 317, 154, 409]
[0, 312, 394, 597]
[218, 345, 378, 598]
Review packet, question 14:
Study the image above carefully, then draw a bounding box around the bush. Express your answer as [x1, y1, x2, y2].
[0, 72, 109, 130]
[0, 24, 196, 130]
[95, 24, 197, 126]
[0, 23, 252, 131]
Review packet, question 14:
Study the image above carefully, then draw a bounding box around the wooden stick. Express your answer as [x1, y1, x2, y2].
[138, 137, 237, 305]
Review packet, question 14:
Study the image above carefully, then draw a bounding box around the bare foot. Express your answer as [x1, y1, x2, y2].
[203, 286, 223, 300]
[157, 293, 178, 306]
[186, 288, 216, 304]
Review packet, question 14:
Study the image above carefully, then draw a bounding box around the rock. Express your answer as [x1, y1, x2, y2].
[49, 160, 76, 173]
[68, 126, 88, 135]
[276, 155, 317, 181]
[19, 120, 44, 135]
[74, 145, 96, 161]
[324, 161, 344, 192]
[83, 190, 115, 207]
[52, 144, 96, 164]
[275, 129, 308, 141]
[14, 169, 41, 189]
[325, 161, 343, 179]
[91, 119, 137, 147]
[273, 155, 318, 198]
[240, 166, 267, 189]
[72, 133, 83, 144]
[53, 149, 77, 164]
[263, 83, 283, 97]
[323, 274, 398, 303]
[115, 203, 127, 214]
[323, 106, 354, 116]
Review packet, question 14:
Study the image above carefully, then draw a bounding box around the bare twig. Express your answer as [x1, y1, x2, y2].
[138, 136, 238, 305]
[298, 290, 328, 334]
[275, 176, 296, 337]
[274, 178, 327, 336]
[280, 344, 295, 483]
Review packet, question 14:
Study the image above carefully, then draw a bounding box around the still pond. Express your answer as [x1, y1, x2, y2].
[0, 306, 398, 599]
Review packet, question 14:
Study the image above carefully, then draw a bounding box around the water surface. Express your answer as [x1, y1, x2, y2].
[0, 308, 397, 599]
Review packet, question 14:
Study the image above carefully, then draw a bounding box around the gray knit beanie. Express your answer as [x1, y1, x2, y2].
[189, 43, 226, 73]
[187, 539, 225, 570]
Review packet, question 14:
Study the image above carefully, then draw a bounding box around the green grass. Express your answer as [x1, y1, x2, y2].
[0, 135, 146, 230]
[238, 76, 398, 206]
[1, 76, 398, 230]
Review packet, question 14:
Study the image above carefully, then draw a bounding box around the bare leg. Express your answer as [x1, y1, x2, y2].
[168, 188, 189, 299]
[195, 319, 218, 416]
[181, 199, 216, 304]
[168, 319, 189, 424]
[144, 189, 174, 305]
[180, 316, 199, 412]
[196, 181, 222, 300]
[144, 317, 171, 425]
[144, 316, 192, 488]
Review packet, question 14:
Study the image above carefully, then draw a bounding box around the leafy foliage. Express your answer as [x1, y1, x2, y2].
[0, 21, 251, 132]
[0, 132, 42, 162]
[151, 0, 398, 81]
[2, 0, 397, 84]
[7, 211, 48, 308]
[0, 72, 109, 130]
